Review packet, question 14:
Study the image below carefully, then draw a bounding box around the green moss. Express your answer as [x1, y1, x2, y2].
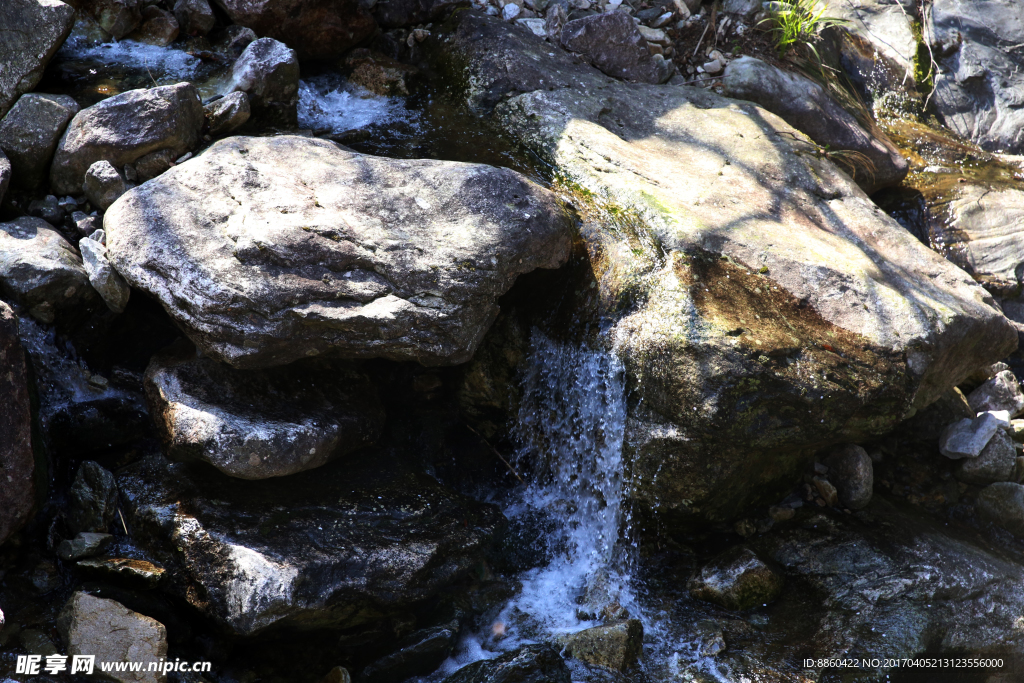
[911, 19, 934, 102]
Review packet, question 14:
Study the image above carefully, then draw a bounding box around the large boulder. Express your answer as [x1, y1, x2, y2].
[119, 453, 504, 635]
[560, 12, 674, 85]
[57, 592, 168, 683]
[210, 0, 377, 61]
[426, 11, 1017, 527]
[227, 38, 300, 127]
[104, 135, 573, 369]
[0, 0, 76, 119]
[0, 93, 79, 190]
[0, 217, 96, 323]
[80, 0, 144, 39]
[143, 341, 385, 479]
[927, 0, 1024, 153]
[50, 83, 205, 196]
[0, 303, 34, 545]
[722, 56, 908, 193]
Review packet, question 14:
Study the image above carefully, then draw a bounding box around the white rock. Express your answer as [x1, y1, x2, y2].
[967, 370, 1024, 417]
[939, 412, 1006, 459]
[517, 17, 547, 36]
[702, 59, 723, 74]
[79, 235, 130, 314]
[503, 3, 521, 20]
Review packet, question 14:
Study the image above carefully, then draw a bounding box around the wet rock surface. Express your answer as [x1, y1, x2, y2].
[0, 302, 34, 545]
[688, 546, 784, 611]
[118, 452, 504, 635]
[67, 461, 119, 535]
[442, 644, 571, 683]
[104, 135, 573, 369]
[143, 341, 385, 479]
[722, 55, 909, 193]
[50, 82, 204, 196]
[557, 620, 643, 672]
[0, 0, 76, 119]
[0, 93, 79, 190]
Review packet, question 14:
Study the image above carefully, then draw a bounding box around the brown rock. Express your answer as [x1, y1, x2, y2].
[128, 5, 180, 46]
[0, 303, 34, 545]
[344, 49, 420, 97]
[688, 546, 784, 610]
[558, 620, 643, 672]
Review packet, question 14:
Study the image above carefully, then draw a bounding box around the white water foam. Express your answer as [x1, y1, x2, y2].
[298, 75, 413, 134]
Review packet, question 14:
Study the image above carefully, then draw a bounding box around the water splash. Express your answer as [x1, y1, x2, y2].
[298, 75, 415, 135]
[58, 34, 201, 82]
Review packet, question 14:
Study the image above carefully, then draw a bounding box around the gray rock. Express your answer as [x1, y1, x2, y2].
[939, 412, 1008, 460]
[442, 644, 570, 683]
[58, 592, 168, 683]
[118, 453, 504, 635]
[928, 0, 1024, 153]
[977, 481, 1024, 537]
[27, 193, 64, 226]
[688, 546, 784, 610]
[956, 429, 1017, 486]
[81, 0, 144, 39]
[173, 0, 215, 35]
[427, 11, 1018, 527]
[67, 461, 118, 534]
[57, 532, 115, 561]
[214, 25, 257, 59]
[131, 148, 176, 182]
[722, 56, 908, 193]
[84, 160, 131, 211]
[0, 93, 79, 190]
[967, 369, 1024, 417]
[0, 0, 76, 119]
[941, 185, 1024, 293]
[74, 211, 102, 237]
[211, 0, 377, 61]
[50, 83, 205, 196]
[143, 341, 384, 479]
[0, 303, 34, 545]
[80, 232, 131, 314]
[560, 12, 674, 84]
[129, 5, 180, 46]
[0, 217, 94, 323]
[557, 620, 643, 672]
[822, 444, 873, 509]
[721, 0, 759, 19]
[104, 135, 573, 368]
[204, 91, 250, 137]
[227, 38, 300, 127]
[0, 150, 9, 207]
[362, 625, 458, 683]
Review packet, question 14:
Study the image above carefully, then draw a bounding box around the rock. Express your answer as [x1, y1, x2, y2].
[67, 461, 118, 535]
[956, 429, 1017, 486]
[81, 0, 143, 39]
[557, 620, 643, 672]
[927, 0, 1024, 153]
[50, 83, 205, 197]
[899, 386, 974, 442]
[721, 0, 758, 19]
[939, 412, 1008, 460]
[702, 58, 723, 75]
[1011, 419, 1024, 443]
[939, 185, 1024, 294]
[129, 5, 180, 46]
[143, 341, 384, 479]
[821, 444, 873, 509]
[204, 91, 250, 136]
[58, 592, 168, 683]
[691, 619, 726, 657]
[131, 148, 177, 182]
[210, 0, 377, 61]
[57, 532, 115, 560]
[426, 11, 1018, 527]
[0, 217, 94, 322]
[966, 369, 1024, 417]
[0, 0, 76, 119]
[84, 160, 131, 211]
[812, 476, 839, 507]
[560, 11, 674, 84]
[362, 624, 458, 683]
[372, 0, 466, 29]
[80, 232, 132, 314]
[502, 3, 520, 20]
[688, 546, 784, 610]
[77, 557, 167, 589]
[119, 452, 504, 635]
[321, 667, 352, 683]
[722, 56, 908, 193]
[442, 644, 570, 683]
[227, 38, 300, 127]
[173, 0, 214, 36]
[978, 482, 1024, 536]
[104, 135, 573, 368]
[0, 303, 34, 545]
[0, 151, 9, 207]
[27, 194, 64, 226]
[822, 0, 918, 103]
[214, 25, 257, 58]
[343, 49, 419, 97]
[0, 93, 79, 190]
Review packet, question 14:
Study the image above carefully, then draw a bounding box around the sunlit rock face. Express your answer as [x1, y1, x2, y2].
[428, 11, 1018, 527]
[118, 453, 504, 636]
[104, 136, 574, 369]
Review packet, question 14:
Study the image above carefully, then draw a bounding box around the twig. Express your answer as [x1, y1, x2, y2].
[117, 508, 129, 536]
[692, 12, 713, 57]
[464, 423, 525, 483]
[919, 1, 940, 111]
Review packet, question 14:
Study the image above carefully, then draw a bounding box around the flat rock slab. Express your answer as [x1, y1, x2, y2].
[144, 342, 385, 479]
[105, 136, 573, 368]
[118, 453, 504, 635]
